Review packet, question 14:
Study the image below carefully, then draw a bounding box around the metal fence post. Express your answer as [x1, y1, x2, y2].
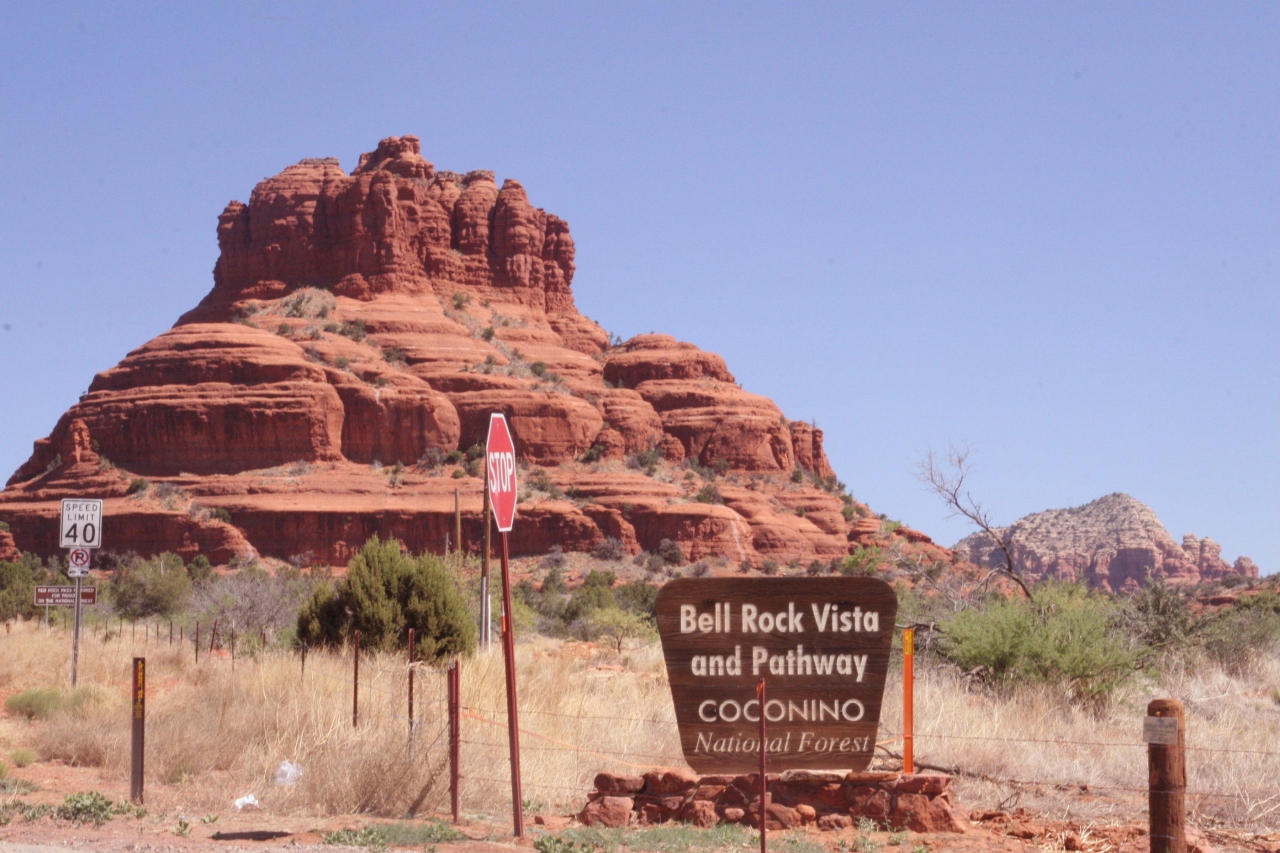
[450, 658, 461, 823]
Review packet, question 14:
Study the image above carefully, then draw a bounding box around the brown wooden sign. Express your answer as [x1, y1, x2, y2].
[34, 585, 96, 606]
[656, 576, 898, 773]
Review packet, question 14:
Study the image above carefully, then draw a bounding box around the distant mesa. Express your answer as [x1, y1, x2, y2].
[953, 492, 1257, 592]
[0, 135, 950, 571]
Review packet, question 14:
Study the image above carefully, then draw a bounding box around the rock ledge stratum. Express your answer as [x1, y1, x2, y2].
[2, 135, 945, 569]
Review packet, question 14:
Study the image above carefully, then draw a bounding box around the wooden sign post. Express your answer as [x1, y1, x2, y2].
[655, 577, 898, 773]
[130, 657, 145, 803]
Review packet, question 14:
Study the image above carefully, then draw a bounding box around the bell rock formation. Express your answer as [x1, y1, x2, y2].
[1, 136, 944, 569]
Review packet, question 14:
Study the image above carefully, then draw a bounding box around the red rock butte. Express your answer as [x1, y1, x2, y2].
[1, 135, 945, 569]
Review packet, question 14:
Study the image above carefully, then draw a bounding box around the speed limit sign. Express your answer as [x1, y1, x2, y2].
[60, 499, 103, 549]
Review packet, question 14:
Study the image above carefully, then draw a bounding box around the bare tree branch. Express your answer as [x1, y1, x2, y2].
[917, 445, 1033, 600]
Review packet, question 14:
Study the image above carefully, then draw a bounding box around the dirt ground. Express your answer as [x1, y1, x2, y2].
[3, 755, 1278, 853]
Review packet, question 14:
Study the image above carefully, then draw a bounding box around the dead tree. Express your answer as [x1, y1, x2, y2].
[918, 445, 1033, 600]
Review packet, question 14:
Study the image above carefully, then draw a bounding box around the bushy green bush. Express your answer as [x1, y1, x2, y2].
[938, 582, 1138, 702]
[5, 688, 68, 720]
[56, 791, 115, 826]
[296, 537, 475, 663]
[1194, 591, 1280, 674]
[110, 552, 192, 619]
[0, 553, 50, 620]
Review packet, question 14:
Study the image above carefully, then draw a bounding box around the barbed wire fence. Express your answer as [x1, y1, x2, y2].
[48, 617, 1280, 831]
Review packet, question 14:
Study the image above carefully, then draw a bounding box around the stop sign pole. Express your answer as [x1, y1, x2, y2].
[486, 414, 524, 837]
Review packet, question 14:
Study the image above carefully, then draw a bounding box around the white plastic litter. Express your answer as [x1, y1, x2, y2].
[234, 794, 260, 810]
[274, 760, 303, 786]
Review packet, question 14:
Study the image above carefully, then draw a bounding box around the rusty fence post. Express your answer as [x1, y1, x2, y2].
[903, 627, 914, 774]
[1148, 699, 1186, 853]
[130, 657, 145, 803]
[352, 629, 361, 728]
[209, 618, 219, 655]
[449, 658, 461, 823]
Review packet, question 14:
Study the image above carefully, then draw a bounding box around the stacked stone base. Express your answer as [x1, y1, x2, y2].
[580, 770, 966, 833]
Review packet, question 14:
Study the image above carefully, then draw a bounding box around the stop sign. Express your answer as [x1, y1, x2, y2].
[486, 413, 518, 532]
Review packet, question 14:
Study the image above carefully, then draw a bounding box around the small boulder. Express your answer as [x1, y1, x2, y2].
[579, 796, 633, 828]
[681, 800, 718, 828]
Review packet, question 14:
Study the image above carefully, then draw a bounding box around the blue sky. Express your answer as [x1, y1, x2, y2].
[1, 2, 1276, 572]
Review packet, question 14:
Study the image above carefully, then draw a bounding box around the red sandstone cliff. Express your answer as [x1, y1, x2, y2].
[2, 136, 905, 569]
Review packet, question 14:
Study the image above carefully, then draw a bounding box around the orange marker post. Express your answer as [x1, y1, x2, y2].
[902, 627, 914, 775]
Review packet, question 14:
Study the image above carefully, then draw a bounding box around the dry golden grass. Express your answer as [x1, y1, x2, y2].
[876, 654, 1280, 828]
[1, 619, 1277, 830]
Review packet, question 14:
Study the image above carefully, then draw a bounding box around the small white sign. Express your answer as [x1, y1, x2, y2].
[60, 498, 103, 549]
[67, 547, 92, 577]
[1143, 715, 1179, 745]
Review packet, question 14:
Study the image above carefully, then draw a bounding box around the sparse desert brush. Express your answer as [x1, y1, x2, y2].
[0, 600, 1277, 828]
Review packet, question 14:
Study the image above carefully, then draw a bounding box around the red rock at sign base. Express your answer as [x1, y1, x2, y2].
[579, 796, 632, 828]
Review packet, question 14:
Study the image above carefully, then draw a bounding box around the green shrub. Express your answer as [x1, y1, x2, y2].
[656, 539, 685, 567]
[10, 748, 37, 768]
[938, 582, 1138, 701]
[1195, 605, 1280, 675]
[6, 688, 70, 720]
[126, 477, 150, 495]
[56, 791, 114, 826]
[530, 361, 548, 377]
[615, 580, 658, 619]
[0, 553, 48, 621]
[481, 326, 495, 341]
[841, 546, 882, 576]
[186, 554, 214, 586]
[592, 537, 625, 561]
[381, 820, 464, 845]
[1120, 576, 1193, 654]
[111, 553, 191, 619]
[324, 825, 387, 850]
[296, 537, 475, 663]
[694, 483, 723, 504]
[382, 347, 406, 364]
[0, 520, 8, 531]
[628, 446, 663, 475]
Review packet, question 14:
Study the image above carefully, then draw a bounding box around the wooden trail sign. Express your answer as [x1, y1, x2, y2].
[656, 576, 898, 773]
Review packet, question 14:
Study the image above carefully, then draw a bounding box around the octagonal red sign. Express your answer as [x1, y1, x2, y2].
[486, 413, 518, 532]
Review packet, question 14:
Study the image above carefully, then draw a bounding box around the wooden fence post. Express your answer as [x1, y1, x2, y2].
[352, 629, 361, 728]
[1148, 699, 1186, 853]
[130, 658, 145, 803]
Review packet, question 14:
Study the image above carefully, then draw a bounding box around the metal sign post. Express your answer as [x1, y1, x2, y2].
[486, 413, 523, 837]
[61, 499, 102, 690]
[481, 478, 492, 651]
